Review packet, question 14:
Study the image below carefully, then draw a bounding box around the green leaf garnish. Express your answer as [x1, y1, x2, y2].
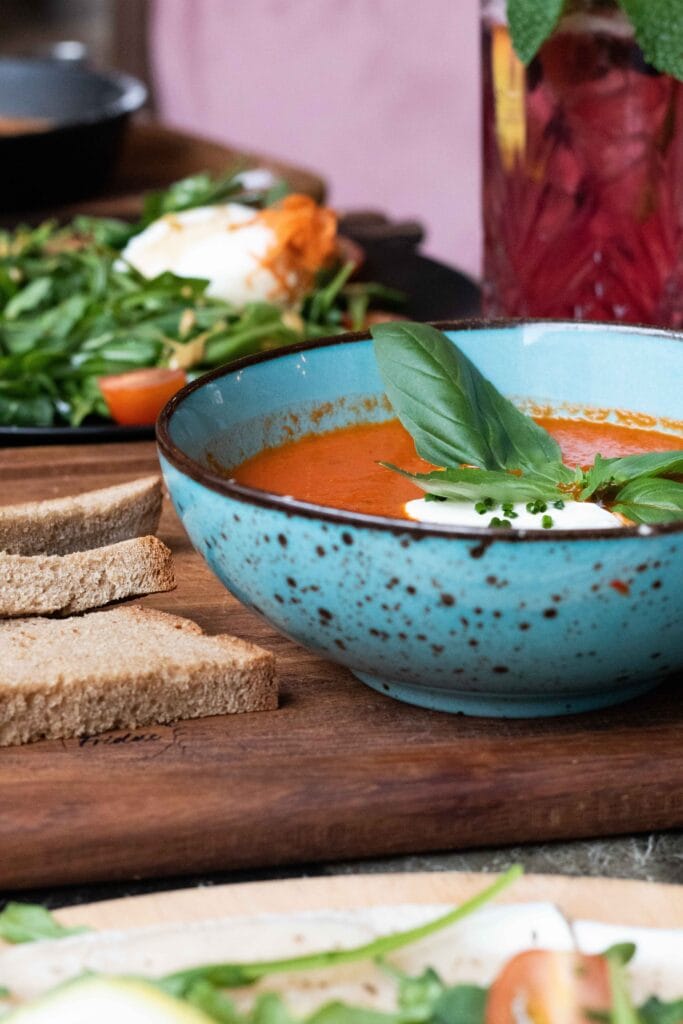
[381, 464, 563, 504]
[160, 866, 522, 997]
[0, 902, 90, 944]
[618, 0, 683, 81]
[371, 322, 683, 527]
[505, 0, 683, 81]
[605, 947, 641, 1024]
[639, 997, 683, 1024]
[370, 322, 563, 474]
[611, 477, 683, 524]
[507, 0, 564, 64]
[580, 451, 683, 500]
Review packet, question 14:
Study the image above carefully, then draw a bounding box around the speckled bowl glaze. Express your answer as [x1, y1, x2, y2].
[158, 321, 683, 717]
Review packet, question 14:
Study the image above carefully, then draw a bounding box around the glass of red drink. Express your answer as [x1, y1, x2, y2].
[482, 0, 683, 326]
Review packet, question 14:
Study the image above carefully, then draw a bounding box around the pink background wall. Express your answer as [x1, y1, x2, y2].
[151, 0, 481, 277]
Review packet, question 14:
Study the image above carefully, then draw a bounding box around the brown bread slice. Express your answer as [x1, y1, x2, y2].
[0, 606, 278, 746]
[0, 476, 163, 556]
[0, 536, 176, 617]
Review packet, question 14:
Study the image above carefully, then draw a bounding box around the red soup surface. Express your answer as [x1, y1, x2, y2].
[231, 416, 682, 520]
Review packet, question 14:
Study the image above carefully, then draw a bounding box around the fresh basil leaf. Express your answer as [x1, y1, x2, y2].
[639, 997, 683, 1024]
[581, 451, 683, 500]
[507, 0, 565, 64]
[611, 477, 683, 524]
[618, 0, 683, 80]
[0, 902, 90, 944]
[433, 985, 487, 1024]
[371, 322, 563, 474]
[382, 464, 564, 504]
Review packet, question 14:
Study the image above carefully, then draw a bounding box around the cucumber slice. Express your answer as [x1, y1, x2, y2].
[4, 975, 212, 1022]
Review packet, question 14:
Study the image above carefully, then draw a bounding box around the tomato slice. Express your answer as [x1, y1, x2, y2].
[485, 950, 611, 1024]
[98, 368, 187, 426]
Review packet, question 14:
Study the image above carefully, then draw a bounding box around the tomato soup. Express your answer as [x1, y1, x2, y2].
[231, 416, 682, 520]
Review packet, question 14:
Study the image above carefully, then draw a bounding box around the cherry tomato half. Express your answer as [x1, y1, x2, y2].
[98, 368, 187, 426]
[485, 950, 611, 1024]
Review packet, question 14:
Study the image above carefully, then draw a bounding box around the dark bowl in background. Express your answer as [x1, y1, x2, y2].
[0, 57, 147, 212]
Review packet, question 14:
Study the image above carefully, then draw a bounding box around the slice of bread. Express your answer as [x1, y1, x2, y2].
[0, 606, 278, 746]
[0, 476, 163, 556]
[0, 536, 176, 618]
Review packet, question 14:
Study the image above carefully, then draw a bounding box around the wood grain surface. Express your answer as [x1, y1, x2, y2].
[1, 442, 683, 891]
[26, 120, 326, 225]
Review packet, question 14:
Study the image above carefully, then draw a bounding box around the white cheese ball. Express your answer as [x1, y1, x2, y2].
[121, 203, 295, 308]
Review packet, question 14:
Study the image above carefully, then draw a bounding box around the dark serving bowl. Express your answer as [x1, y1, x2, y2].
[0, 57, 147, 212]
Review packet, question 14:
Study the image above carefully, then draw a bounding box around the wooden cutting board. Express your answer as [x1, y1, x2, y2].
[1, 442, 683, 891]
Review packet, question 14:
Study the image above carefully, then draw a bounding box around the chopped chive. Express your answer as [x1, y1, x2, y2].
[489, 516, 512, 529]
[526, 499, 548, 515]
[425, 493, 447, 503]
[541, 514, 554, 529]
[553, 500, 565, 509]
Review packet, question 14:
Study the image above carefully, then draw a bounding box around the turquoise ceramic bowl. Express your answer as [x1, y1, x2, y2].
[157, 322, 682, 718]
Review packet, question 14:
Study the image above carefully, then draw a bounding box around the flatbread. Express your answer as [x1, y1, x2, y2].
[0, 902, 679, 1008]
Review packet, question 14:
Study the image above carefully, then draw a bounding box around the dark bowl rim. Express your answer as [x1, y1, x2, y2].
[156, 318, 683, 543]
[0, 57, 147, 135]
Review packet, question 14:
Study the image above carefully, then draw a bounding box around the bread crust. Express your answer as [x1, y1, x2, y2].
[0, 476, 163, 556]
[0, 606, 278, 746]
[0, 536, 176, 617]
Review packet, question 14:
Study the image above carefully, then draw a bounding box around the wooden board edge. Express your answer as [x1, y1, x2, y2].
[51, 870, 683, 934]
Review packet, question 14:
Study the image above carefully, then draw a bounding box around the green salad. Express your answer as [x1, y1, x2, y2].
[0, 868, 682, 1023]
[0, 170, 402, 429]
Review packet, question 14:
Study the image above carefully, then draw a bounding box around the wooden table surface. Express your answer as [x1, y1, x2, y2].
[0, 119, 326, 228]
[1, 442, 682, 892]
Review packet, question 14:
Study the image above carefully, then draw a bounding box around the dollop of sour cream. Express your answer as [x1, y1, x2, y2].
[405, 499, 622, 530]
[121, 203, 289, 308]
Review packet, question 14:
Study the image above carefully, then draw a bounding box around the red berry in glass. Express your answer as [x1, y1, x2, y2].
[482, 0, 683, 326]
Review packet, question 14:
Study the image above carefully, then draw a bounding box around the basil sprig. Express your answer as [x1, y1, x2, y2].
[370, 322, 683, 526]
[507, 0, 683, 82]
[382, 464, 568, 504]
[371, 321, 565, 475]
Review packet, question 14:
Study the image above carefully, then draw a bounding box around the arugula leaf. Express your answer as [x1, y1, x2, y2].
[580, 451, 683, 500]
[618, 0, 683, 80]
[4, 277, 53, 319]
[161, 866, 522, 996]
[639, 997, 683, 1024]
[393, 967, 445, 1021]
[432, 985, 487, 1024]
[381, 464, 564, 503]
[184, 979, 243, 1023]
[605, 950, 641, 1024]
[307, 1004, 399, 1024]
[0, 902, 90, 944]
[611, 477, 683, 524]
[507, 0, 564, 64]
[371, 322, 563, 474]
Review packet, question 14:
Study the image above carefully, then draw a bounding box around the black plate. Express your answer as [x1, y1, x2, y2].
[0, 246, 481, 447]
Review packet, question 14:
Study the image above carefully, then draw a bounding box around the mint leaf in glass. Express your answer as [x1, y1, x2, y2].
[618, 0, 683, 80]
[507, 0, 564, 64]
